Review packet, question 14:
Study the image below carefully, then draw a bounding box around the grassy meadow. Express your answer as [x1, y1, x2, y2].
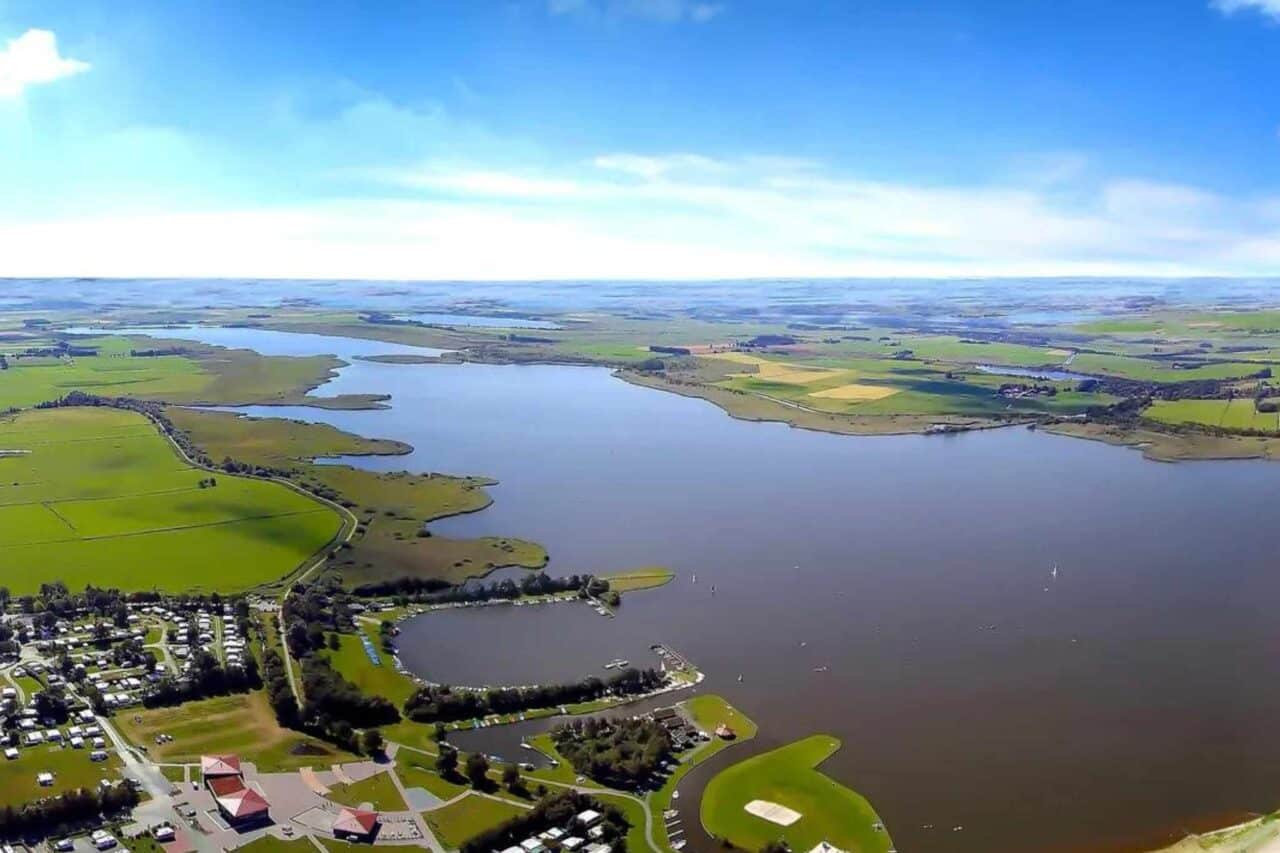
[0, 407, 342, 592]
[700, 735, 891, 853]
[115, 691, 359, 771]
[326, 769, 408, 811]
[328, 630, 420, 706]
[424, 794, 529, 848]
[0, 742, 123, 804]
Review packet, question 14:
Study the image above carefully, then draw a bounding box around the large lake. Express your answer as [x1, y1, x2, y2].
[91, 325, 1280, 853]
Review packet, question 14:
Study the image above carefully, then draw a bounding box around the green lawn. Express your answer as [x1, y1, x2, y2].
[0, 407, 343, 592]
[424, 793, 529, 848]
[327, 769, 407, 811]
[0, 743, 123, 804]
[395, 749, 469, 800]
[328, 631, 418, 705]
[231, 835, 319, 853]
[700, 735, 892, 853]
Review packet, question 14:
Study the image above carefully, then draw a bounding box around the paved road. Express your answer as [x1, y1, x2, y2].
[95, 711, 172, 800]
[383, 746, 447, 853]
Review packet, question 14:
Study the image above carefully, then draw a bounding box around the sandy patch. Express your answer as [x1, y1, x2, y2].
[808, 383, 899, 401]
[745, 800, 802, 827]
[1046, 348, 1074, 357]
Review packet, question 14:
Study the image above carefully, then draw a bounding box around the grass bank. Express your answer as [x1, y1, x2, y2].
[700, 735, 891, 853]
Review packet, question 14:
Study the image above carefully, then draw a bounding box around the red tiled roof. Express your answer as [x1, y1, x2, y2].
[215, 786, 270, 819]
[200, 754, 242, 776]
[333, 808, 379, 835]
[207, 776, 246, 797]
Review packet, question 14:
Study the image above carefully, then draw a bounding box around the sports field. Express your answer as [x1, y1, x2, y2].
[700, 735, 891, 853]
[0, 407, 342, 592]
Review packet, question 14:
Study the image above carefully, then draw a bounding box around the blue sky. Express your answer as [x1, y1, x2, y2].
[2, 0, 1280, 279]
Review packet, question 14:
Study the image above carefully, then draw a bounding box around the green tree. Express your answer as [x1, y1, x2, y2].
[436, 747, 459, 778]
[465, 753, 490, 789]
[360, 728, 384, 756]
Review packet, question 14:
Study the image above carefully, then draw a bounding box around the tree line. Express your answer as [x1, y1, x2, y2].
[0, 785, 140, 841]
[403, 667, 666, 724]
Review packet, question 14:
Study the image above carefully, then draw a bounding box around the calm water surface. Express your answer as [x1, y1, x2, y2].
[94, 326, 1280, 853]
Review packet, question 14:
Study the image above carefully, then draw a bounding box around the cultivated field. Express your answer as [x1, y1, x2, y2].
[700, 735, 891, 853]
[1145, 398, 1280, 432]
[0, 407, 342, 592]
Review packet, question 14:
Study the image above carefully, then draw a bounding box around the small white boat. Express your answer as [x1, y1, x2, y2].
[737, 674, 743, 682]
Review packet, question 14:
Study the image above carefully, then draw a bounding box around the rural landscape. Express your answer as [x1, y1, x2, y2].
[8, 1, 1280, 851]
[2, 278, 1280, 853]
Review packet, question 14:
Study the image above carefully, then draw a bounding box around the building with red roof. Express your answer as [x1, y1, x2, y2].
[201, 755, 270, 827]
[200, 754, 242, 778]
[332, 807, 380, 842]
[210, 777, 270, 825]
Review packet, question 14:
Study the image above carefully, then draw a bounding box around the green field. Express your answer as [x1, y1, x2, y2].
[0, 407, 342, 592]
[327, 769, 408, 811]
[700, 735, 891, 853]
[328, 631, 420, 705]
[424, 793, 529, 848]
[0, 333, 366, 409]
[165, 407, 547, 585]
[1145, 398, 1280, 432]
[1069, 353, 1273, 383]
[686, 695, 758, 739]
[0, 338, 207, 409]
[0, 743, 123, 804]
[395, 749, 469, 800]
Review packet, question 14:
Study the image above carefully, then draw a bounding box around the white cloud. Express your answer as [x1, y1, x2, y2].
[548, 0, 726, 23]
[0, 29, 89, 99]
[1211, 0, 1280, 20]
[7, 152, 1280, 280]
[592, 152, 725, 179]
